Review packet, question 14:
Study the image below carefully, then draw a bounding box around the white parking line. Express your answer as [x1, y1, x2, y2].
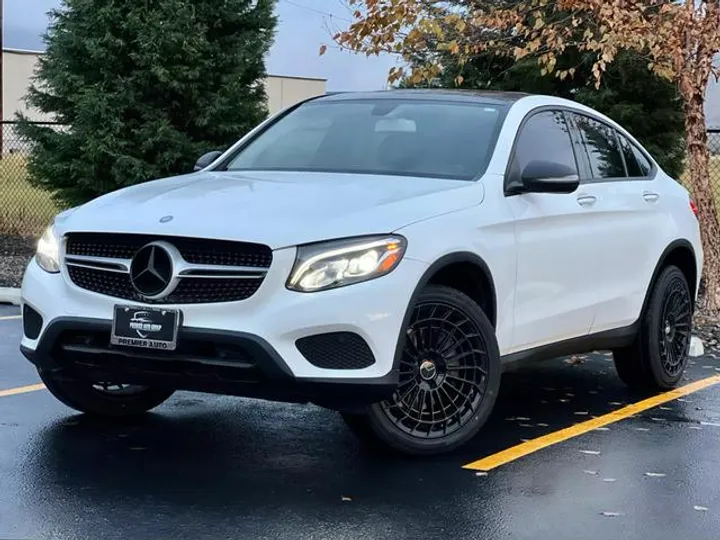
[0, 315, 21, 321]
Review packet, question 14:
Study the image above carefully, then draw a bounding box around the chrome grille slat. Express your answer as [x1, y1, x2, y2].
[65, 256, 131, 273]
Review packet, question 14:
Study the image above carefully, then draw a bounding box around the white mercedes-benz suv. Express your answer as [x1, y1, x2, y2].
[20, 90, 702, 455]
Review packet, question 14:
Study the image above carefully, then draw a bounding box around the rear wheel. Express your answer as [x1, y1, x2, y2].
[613, 265, 693, 391]
[39, 369, 175, 417]
[343, 285, 501, 455]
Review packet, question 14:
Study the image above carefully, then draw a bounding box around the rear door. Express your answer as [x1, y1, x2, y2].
[568, 112, 664, 333]
[505, 109, 607, 352]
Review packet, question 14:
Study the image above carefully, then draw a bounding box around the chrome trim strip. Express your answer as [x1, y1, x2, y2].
[65, 256, 131, 273]
[174, 261, 270, 275]
[176, 272, 266, 280]
[64, 254, 269, 278]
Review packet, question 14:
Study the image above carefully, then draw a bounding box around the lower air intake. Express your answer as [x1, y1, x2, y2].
[296, 332, 375, 370]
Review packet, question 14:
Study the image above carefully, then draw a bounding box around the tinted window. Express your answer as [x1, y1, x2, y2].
[572, 114, 626, 179]
[632, 144, 653, 176]
[618, 134, 643, 177]
[225, 100, 506, 180]
[510, 111, 578, 176]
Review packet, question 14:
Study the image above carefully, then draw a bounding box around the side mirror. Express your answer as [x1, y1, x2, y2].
[520, 160, 580, 194]
[194, 150, 223, 172]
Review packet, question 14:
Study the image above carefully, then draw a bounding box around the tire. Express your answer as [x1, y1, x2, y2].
[343, 284, 501, 456]
[612, 265, 693, 392]
[39, 369, 175, 417]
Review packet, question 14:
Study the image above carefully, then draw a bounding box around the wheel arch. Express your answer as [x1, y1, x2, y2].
[392, 252, 497, 371]
[641, 239, 698, 316]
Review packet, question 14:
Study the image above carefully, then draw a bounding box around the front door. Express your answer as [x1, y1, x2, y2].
[505, 109, 604, 352]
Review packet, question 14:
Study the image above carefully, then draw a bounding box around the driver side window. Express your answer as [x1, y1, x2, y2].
[509, 110, 579, 182]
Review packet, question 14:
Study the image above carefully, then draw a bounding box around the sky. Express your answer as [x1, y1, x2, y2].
[4, 0, 720, 126]
[3, 0, 398, 92]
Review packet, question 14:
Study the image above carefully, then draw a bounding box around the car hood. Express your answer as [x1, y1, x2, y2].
[58, 171, 483, 249]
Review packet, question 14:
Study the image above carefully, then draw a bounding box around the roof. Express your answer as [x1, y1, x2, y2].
[316, 89, 531, 105]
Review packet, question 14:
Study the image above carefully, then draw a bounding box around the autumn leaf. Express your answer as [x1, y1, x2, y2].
[319, 44, 327, 56]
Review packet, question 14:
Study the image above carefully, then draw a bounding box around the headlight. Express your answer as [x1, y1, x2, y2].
[36, 224, 61, 273]
[287, 235, 407, 292]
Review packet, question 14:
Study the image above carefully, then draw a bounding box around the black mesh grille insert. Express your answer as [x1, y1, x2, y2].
[65, 233, 273, 268]
[67, 266, 263, 304]
[296, 332, 375, 370]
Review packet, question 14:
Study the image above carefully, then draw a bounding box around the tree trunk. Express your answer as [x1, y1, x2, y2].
[683, 92, 720, 312]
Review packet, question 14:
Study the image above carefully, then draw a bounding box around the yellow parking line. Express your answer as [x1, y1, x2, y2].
[463, 374, 720, 472]
[0, 315, 21, 321]
[0, 383, 45, 398]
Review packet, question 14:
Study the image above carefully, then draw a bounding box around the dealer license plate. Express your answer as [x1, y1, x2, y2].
[110, 305, 180, 351]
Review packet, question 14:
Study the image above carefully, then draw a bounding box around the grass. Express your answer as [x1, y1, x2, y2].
[0, 154, 59, 236]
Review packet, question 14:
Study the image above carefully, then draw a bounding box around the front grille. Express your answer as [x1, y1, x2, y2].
[296, 332, 376, 370]
[66, 233, 273, 268]
[64, 233, 271, 304]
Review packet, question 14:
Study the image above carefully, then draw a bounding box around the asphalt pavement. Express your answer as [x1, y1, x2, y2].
[2, 303, 720, 540]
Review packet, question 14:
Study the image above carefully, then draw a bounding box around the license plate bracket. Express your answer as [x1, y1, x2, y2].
[110, 305, 180, 351]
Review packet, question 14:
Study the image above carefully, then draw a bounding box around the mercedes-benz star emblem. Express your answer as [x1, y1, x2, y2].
[419, 360, 437, 381]
[130, 243, 174, 298]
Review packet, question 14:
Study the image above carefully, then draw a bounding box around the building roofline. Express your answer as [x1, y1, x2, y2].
[3, 47, 45, 55]
[2, 49, 327, 82]
[266, 74, 327, 82]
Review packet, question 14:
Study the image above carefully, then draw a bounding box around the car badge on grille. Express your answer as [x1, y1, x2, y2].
[129, 242, 177, 299]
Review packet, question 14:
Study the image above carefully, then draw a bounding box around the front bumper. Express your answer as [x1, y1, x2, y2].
[20, 247, 428, 408]
[21, 317, 398, 409]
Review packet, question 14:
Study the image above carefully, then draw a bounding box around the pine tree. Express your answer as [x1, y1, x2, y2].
[17, 0, 277, 208]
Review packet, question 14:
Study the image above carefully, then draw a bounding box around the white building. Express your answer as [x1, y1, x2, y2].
[2, 48, 326, 124]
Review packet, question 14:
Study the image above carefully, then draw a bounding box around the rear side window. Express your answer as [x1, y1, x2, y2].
[632, 144, 653, 176]
[510, 110, 578, 177]
[618, 134, 654, 178]
[618, 134, 643, 177]
[572, 113, 626, 179]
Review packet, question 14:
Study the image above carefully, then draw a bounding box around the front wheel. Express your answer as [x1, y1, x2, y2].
[613, 265, 693, 391]
[344, 285, 501, 456]
[39, 369, 175, 417]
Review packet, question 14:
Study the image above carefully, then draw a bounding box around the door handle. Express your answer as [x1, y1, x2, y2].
[643, 191, 660, 203]
[576, 194, 597, 207]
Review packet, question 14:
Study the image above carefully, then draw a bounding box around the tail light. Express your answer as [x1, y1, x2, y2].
[690, 199, 699, 218]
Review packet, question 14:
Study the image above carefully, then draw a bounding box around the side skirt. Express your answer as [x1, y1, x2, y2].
[500, 322, 639, 373]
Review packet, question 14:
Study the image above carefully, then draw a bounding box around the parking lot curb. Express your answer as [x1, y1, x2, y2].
[0, 288, 21, 306]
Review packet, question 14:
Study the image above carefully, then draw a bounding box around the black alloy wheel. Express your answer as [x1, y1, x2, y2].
[343, 285, 501, 455]
[657, 274, 693, 378]
[613, 265, 693, 391]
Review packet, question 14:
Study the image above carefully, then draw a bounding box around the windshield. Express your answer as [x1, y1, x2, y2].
[224, 99, 506, 180]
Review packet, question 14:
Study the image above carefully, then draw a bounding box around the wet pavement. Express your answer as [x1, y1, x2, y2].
[2, 304, 720, 540]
